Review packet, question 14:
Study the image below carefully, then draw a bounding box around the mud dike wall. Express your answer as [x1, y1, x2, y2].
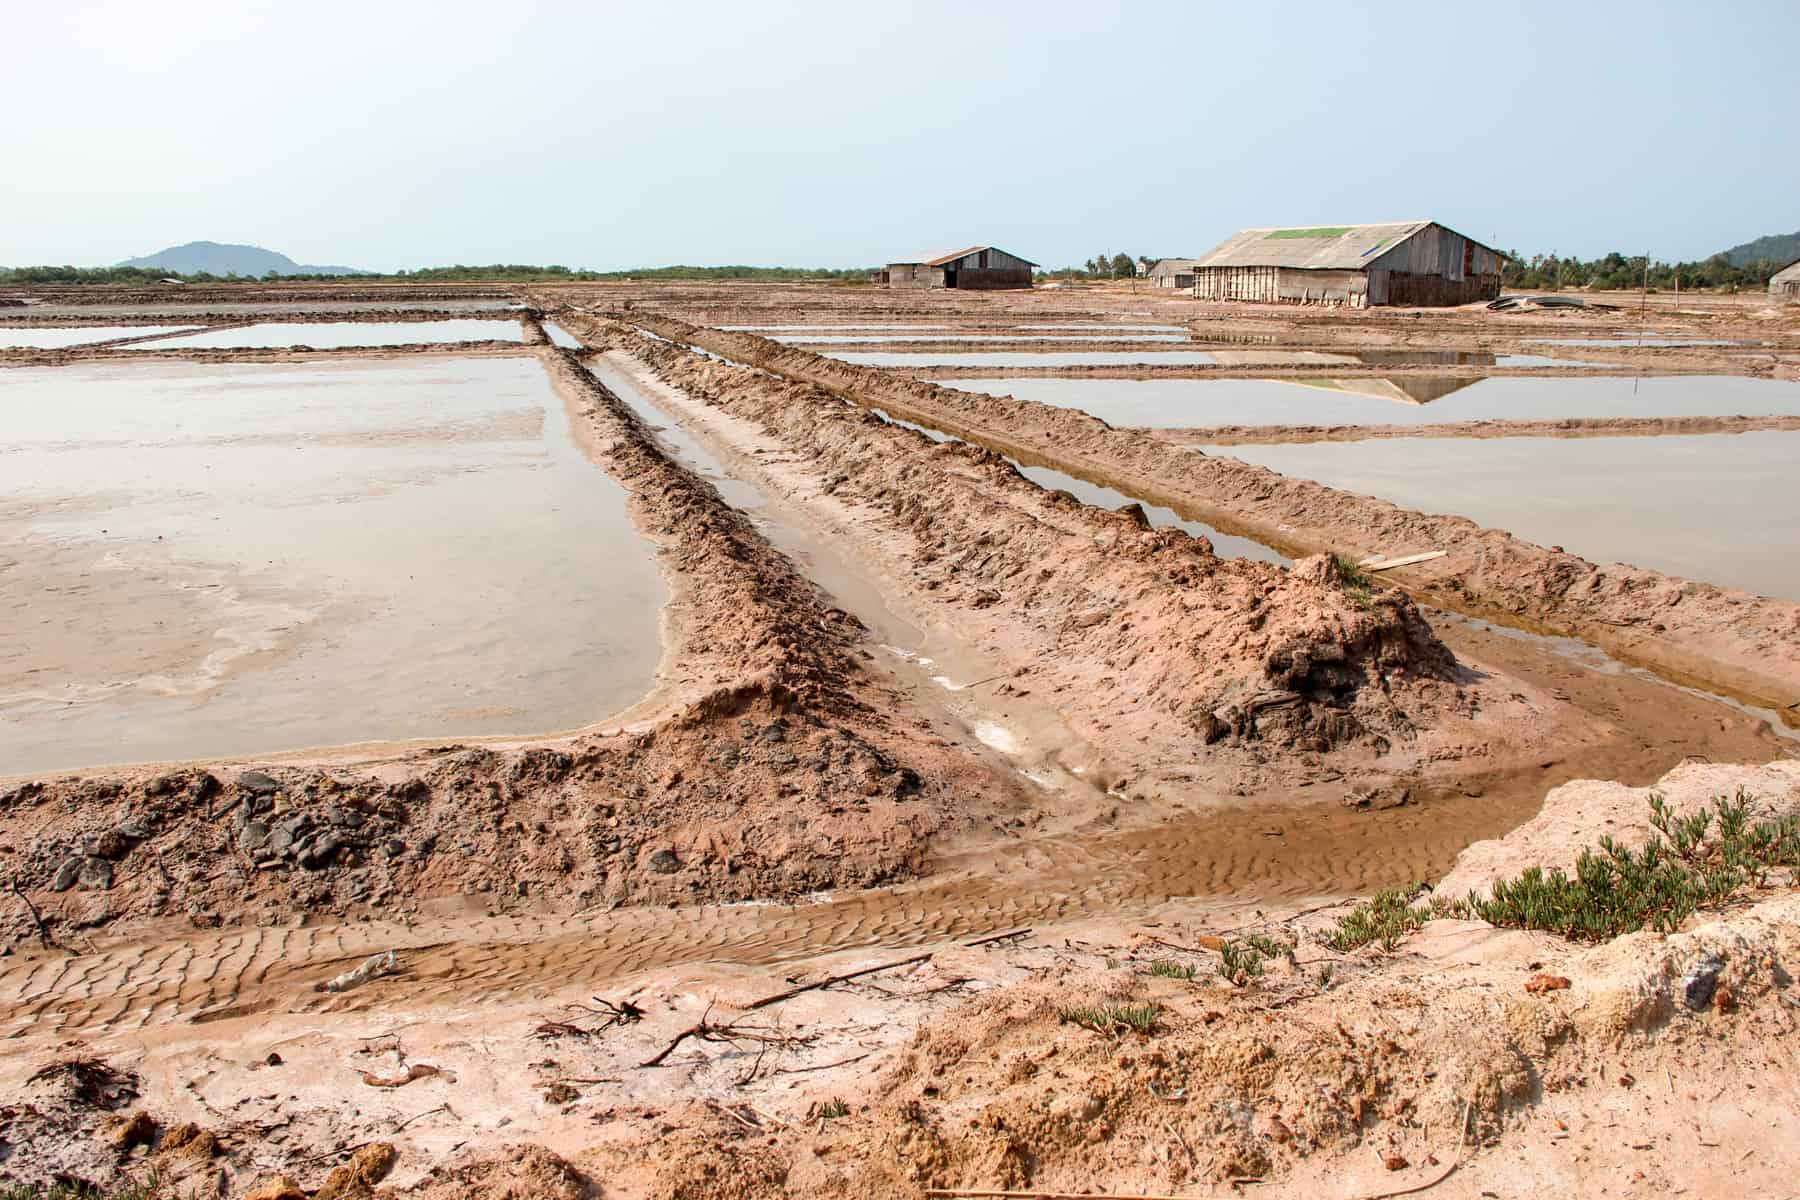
[616, 311, 1800, 724]
[568, 317, 1471, 779]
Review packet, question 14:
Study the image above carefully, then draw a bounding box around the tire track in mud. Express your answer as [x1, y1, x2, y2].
[0, 791, 1527, 1038]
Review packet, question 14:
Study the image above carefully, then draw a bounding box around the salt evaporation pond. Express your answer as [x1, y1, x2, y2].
[135, 320, 526, 349]
[1204, 432, 1800, 602]
[0, 326, 198, 349]
[0, 358, 664, 772]
[937, 375, 1800, 428]
[544, 322, 584, 349]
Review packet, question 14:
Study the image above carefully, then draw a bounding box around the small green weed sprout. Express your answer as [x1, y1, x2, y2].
[1058, 1001, 1162, 1035]
[1147, 959, 1198, 980]
[1217, 940, 1266, 985]
[816, 1097, 851, 1120]
[0, 1179, 167, 1200]
[1326, 883, 1432, 953]
[1333, 555, 1375, 607]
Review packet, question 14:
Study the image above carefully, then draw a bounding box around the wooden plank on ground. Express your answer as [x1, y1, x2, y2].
[1359, 550, 1447, 572]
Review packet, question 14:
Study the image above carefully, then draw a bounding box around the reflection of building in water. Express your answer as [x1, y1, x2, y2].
[1209, 348, 1494, 405]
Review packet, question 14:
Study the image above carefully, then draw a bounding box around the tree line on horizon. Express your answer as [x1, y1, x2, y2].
[1497, 250, 1789, 293]
[4, 246, 1796, 290]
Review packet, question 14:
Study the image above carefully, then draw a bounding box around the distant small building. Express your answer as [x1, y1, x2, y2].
[1134, 256, 1154, 277]
[157, 277, 187, 286]
[1772, 259, 1800, 302]
[1188, 221, 1505, 307]
[1147, 258, 1199, 289]
[886, 246, 1035, 290]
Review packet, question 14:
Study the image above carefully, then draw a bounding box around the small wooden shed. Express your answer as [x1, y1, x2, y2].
[1772, 260, 1800, 302]
[886, 246, 1036, 290]
[1188, 221, 1505, 307]
[1147, 258, 1200, 289]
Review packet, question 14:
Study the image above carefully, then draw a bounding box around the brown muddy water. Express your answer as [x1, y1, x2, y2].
[941, 375, 1800, 427]
[0, 326, 199, 349]
[0, 358, 664, 773]
[132, 320, 525, 348]
[1203, 432, 1800, 602]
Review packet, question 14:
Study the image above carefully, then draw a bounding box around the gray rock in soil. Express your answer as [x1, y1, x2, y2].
[78, 857, 114, 891]
[113, 819, 153, 841]
[238, 770, 281, 796]
[51, 857, 82, 892]
[238, 821, 272, 852]
[648, 849, 681, 874]
[1681, 951, 1726, 1010]
[299, 833, 344, 870]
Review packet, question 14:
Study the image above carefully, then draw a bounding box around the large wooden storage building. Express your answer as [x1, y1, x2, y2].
[1188, 221, 1505, 307]
[1772, 260, 1800, 302]
[885, 246, 1036, 290]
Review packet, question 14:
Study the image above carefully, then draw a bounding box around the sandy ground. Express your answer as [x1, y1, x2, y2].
[2, 282, 1798, 1197]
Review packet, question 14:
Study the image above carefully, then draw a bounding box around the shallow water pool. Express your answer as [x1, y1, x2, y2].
[938, 375, 1800, 428]
[135, 320, 526, 349]
[0, 326, 198, 349]
[0, 357, 664, 771]
[1203, 432, 1800, 600]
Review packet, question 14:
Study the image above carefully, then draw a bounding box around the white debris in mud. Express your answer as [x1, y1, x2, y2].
[974, 721, 1021, 754]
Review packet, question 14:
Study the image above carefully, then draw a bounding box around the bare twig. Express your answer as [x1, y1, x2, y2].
[639, 1002, 818, 1069]
[7, 877, 55, 949]
[741, 952, 934, 1012]
[964, 928, 1032, 949]
[771, 1051, 874, 1076]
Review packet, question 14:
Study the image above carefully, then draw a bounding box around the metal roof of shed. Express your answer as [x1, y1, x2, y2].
[1189, 221, 1497, 271]
[890, 245, 1039, 268]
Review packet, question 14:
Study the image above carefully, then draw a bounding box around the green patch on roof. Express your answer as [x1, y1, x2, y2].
[1266, 227, 1352, 240]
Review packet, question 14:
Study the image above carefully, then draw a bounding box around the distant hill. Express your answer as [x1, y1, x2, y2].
[1717, 232, 1800, 268]
[118, 241, 366, 277]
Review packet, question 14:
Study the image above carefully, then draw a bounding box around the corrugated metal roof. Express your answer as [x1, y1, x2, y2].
[1774, 259, 1800, 282]
[1190, 221, 1480, 271]
[890, 245, 1039, 268]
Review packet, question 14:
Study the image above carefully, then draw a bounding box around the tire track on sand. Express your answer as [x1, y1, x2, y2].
[0, 792, 1525, 1037]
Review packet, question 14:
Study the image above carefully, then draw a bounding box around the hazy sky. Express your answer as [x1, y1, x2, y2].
[7, 1, 1796, 270]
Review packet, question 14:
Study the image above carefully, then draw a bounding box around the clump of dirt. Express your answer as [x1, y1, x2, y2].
[0, 1056, 146, 1190]
[0, 671, 961, 942]
[390, 1143, 596, 1199]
